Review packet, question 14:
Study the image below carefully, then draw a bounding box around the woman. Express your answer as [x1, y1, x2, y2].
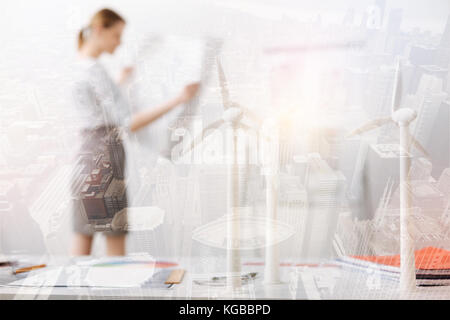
[70, 8, 199, 256]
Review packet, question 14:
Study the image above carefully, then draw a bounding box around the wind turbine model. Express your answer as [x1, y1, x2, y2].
[180, 58, 289, 290]
[181, 58, 260, 290]
[347, 59, 429, 292]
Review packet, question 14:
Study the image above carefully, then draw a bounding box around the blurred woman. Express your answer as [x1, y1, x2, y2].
[71, 8, 199, 256]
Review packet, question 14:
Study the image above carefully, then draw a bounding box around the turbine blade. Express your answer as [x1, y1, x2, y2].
[410, 135, 430, 159]
[182, 119, 225, 155]
[391, 59, 403, 113]
[236, 123, 252, 132]
[217, 58, 232, 110]
[232, 102, 261, 124]
[346, 118, 393, 137]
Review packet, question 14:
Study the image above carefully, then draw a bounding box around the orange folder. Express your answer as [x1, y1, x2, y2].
[352, 247, 450, 270]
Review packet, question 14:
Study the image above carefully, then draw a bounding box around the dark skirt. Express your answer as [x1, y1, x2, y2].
[72, 126, 128, 236]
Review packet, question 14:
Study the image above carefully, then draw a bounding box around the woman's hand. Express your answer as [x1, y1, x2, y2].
[130, 82, 200, 133]
[178, 82, 201, 104]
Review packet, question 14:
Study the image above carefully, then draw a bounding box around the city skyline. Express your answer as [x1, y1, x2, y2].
[0, 0, 449, 271]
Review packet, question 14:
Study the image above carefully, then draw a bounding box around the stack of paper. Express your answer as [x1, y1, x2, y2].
[336, 247, 450, 286]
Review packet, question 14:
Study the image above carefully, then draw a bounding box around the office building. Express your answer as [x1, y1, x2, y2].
[426, 100, 450, 179]
[300, 154, 346, 259]
[80, 167, 114, 220]
[362, 144, 412, 219]
[436, 15, 450, 68]
[277, 174, 308, 259]
[197, 164, 250, 224]
[343, 67, 368, 106]
[435, 47, 450, 71]
[384, 8, 403, 54]
[437, 168, 450, 201]
[409, 157, 433, 181]
[108, 129, 126, 180]
[409, 46, 437, 67]
[441, 15, 450, 48]
[81, 185, 109, 220]
[104, 178, 128, 218]
[416, 71, 446, 95]
[365, 65, 397, 118]
[411, 75, 448, 150]
[447, 70, 450, 95]
[29, 164, 83, 254]
[410, 65, 448, 94]
[386, 8, 402, 35]
[390, 180, 445, 214]
[375, 0, 386, 26]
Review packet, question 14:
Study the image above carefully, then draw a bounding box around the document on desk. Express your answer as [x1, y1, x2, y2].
[5, 255, 180, 288]
[7, 266, 155, 288]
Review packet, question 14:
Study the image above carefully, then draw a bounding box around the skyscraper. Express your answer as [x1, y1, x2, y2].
[447, 70, 450, 95]
[386, 8, 403, 35]
[411, 75, 448, 151]
[108, 129, 126, 180]
[301, 154, 346, 259]
[384, 8, 403, 54]
[365, 65, 397, 119]
[104, 178, 127, 219]
[440, 14, 450, 49]
[425, 100, 450, 179]
[81, 171, 112, 220]
[363, 144, 412, 219]
[409, 64, 447, 94]
[436, 15, 450, 68]
[409, 46, 438, 67]
[375, 0, 387, 26]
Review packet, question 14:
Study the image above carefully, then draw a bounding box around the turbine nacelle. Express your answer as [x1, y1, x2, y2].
[223, 107, 244, 124]
[392, 108, 417, 126]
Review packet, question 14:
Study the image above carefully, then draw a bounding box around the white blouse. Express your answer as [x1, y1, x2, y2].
[71, 56, 131, 132]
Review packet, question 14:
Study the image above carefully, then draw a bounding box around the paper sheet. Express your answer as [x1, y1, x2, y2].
[7, 266, 155, 288]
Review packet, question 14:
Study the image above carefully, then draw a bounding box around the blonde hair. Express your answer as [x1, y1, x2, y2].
[78, 8, 125, 49]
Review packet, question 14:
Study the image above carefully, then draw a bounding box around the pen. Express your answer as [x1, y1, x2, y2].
[13, 264, 47, 275]
[0, 261, 16, 267]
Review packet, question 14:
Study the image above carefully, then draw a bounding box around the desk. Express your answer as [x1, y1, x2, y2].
[1, 256, 450, 300]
